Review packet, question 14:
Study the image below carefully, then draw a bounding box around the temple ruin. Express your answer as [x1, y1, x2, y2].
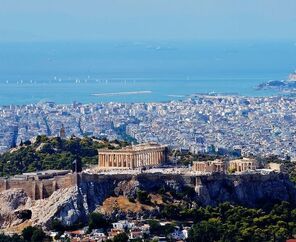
[98, 143, 167, 169]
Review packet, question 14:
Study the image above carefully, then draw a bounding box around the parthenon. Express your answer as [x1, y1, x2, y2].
[98, 143, 167, 169]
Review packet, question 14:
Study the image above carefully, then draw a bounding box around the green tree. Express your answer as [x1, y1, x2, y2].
[50, 219, 65, 232]
[22, 226, 46, 242]
[31, 228, 46, 242]
[113, 233, 129, 242]
[188, 218, 223, 242]
[22, 226, 36, 241]
[88, 212, 110, 232]
[147, 220, 162, 235]
[163, 223, 175, 236]
[0, 233, 25, 242]
[136, 190, 151, 204]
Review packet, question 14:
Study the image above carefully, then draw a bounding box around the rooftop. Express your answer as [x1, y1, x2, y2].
[99, 142, 167, 152]
[12, 170, 71, 180]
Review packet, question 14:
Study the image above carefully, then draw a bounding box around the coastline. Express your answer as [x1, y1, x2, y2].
[91, 90, 152, 96]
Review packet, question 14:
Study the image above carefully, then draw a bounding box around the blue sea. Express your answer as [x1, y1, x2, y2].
[0, 40, 295, 105]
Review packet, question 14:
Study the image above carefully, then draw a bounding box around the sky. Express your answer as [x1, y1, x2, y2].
[0, 0, 296, 42]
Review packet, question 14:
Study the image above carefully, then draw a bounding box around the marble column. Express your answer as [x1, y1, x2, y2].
[101, 154, 104, 167]
[100, 154, 102, 167]
[127, 154, 130, 168]
[130, 154, 133, 168]
[135, 154, 138, 167]
[132, 154, 135, 168]
[140, 153, 143, 166]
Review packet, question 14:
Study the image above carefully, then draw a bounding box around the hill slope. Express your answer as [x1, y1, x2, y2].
[0, 135, 129, 177]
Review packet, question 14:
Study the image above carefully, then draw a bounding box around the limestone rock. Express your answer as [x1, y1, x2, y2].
[196, 173, 296, 207]
[30, 186, 89, 228]
[1, 172, 296, 231]
[0, 189, 31, 228]
[114, 178, 140, 198]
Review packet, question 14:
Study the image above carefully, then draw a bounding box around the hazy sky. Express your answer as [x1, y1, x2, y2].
[1, 0, 296, 42]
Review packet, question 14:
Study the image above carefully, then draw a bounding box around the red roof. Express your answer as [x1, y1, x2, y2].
[67, 230, 84, 235]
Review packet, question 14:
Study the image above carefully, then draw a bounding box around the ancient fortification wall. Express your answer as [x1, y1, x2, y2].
[0, 173, 77, 200]
[0, 171, 291, 205]
[0, 172, 195, 200]
[80, 172, 195, 189]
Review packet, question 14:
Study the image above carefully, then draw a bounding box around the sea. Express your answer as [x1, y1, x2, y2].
[0, 40, 296, 105]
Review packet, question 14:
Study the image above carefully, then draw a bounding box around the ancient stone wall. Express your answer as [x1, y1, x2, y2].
[0, 170, 291, 207]
[0, 173, 77, 200]
[80, 172, 194, 186]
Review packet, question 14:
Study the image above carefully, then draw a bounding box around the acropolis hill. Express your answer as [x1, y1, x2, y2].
[0, 138, 296, 230]
[0, 140, 290, 201]
[0, 170, 296, 230]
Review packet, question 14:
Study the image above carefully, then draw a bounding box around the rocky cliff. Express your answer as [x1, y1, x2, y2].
[195, 172, 296, 207]
[0, 189, 32, 229]
[1, 172, 296, 231]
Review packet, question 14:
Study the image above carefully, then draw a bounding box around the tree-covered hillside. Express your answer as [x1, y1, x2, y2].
[187, 201, 296, 242]
[0, 135, 129, 177]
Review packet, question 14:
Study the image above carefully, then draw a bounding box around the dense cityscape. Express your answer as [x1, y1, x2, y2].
[1, 94, 296, 159]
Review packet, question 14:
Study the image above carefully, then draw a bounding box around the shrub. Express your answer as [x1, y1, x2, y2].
[113, 232, 129, 242]
[136, 190, 151, 204]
